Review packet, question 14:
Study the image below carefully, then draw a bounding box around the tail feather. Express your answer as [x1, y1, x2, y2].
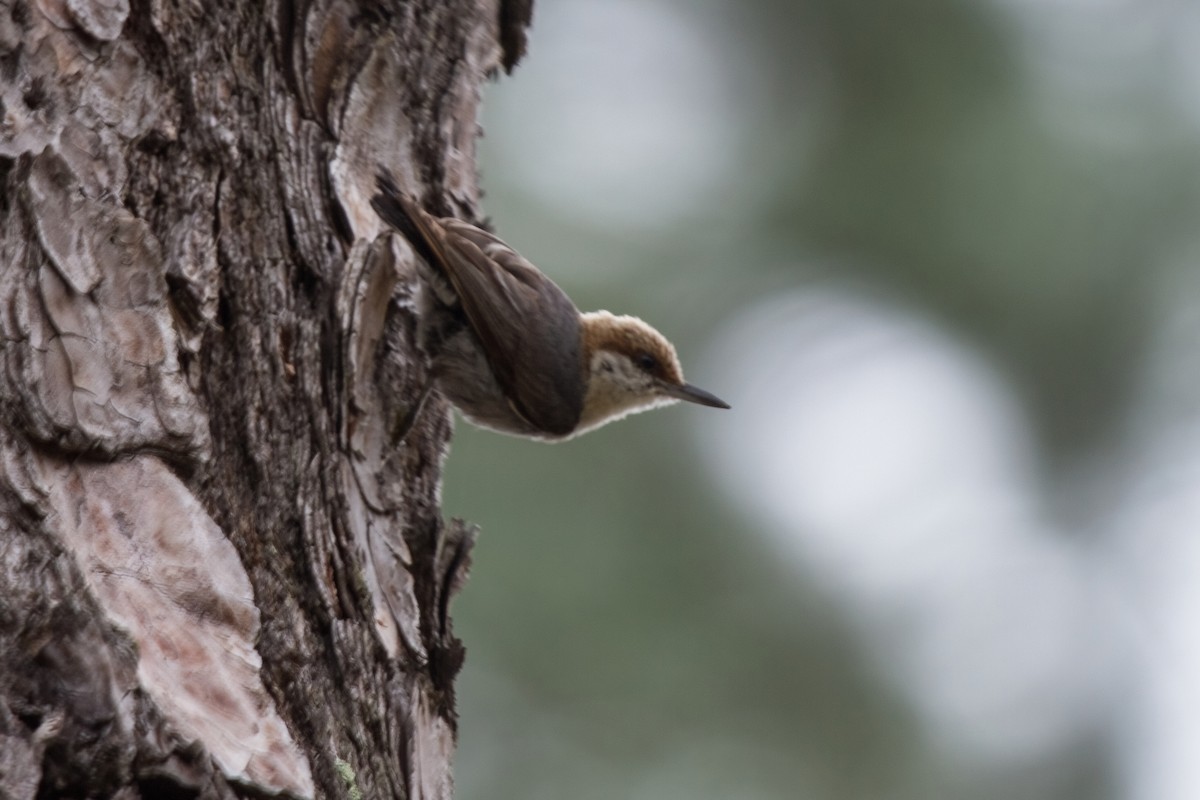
[370, 172, 439, 267]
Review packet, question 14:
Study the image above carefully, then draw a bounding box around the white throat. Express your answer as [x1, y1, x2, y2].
[575, 350, 677, 436]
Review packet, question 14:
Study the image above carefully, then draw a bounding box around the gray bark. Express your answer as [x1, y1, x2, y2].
[0, 0, 529, 797]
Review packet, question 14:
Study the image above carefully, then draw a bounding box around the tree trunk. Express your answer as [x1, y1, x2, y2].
[0, 0, 531, 797]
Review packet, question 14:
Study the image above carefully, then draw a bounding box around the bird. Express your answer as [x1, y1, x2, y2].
[370, 174, 729, 441]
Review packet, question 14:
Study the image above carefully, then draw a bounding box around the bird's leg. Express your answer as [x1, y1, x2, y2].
[390, 378, 435, 445]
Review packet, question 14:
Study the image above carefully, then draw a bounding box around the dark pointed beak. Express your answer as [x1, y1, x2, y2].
[664, 382, 731, 409]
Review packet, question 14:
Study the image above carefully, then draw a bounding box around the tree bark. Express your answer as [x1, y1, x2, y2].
[0, 1, 529, 797]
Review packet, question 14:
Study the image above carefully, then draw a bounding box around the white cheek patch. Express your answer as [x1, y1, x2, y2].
[593, 351, 626, 378]
[575, 349, 684, 436]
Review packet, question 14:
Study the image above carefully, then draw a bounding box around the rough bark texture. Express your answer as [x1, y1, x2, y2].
[0, 0, 528, 797]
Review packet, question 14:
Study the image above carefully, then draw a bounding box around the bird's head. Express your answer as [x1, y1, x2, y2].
[575, 311, 729, 435]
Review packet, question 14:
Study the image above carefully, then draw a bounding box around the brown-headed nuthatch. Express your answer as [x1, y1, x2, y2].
[371, 174, 729, 441]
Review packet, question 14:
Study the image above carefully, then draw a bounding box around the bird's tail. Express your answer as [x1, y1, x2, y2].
[370, 172, 439, 268]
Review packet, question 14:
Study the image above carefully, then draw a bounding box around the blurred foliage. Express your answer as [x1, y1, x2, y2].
[445, 1, 1200, 798]
[763, 1, 1199, 459]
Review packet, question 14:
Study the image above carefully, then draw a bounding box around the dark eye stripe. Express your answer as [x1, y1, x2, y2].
[635, 353, 658, 372]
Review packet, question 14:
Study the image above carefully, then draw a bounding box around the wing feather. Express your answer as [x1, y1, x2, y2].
[371, 176, 584, 435]
[437, 226, 584, 435]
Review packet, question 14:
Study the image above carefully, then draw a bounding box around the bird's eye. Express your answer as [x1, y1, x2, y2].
[635, 352, 658, 372]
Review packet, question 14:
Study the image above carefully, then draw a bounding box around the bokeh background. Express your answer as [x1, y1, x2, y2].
[444, 1, 1200, 798]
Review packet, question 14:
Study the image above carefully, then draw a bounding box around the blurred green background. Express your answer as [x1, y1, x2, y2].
[445, 1, 1200, 798]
